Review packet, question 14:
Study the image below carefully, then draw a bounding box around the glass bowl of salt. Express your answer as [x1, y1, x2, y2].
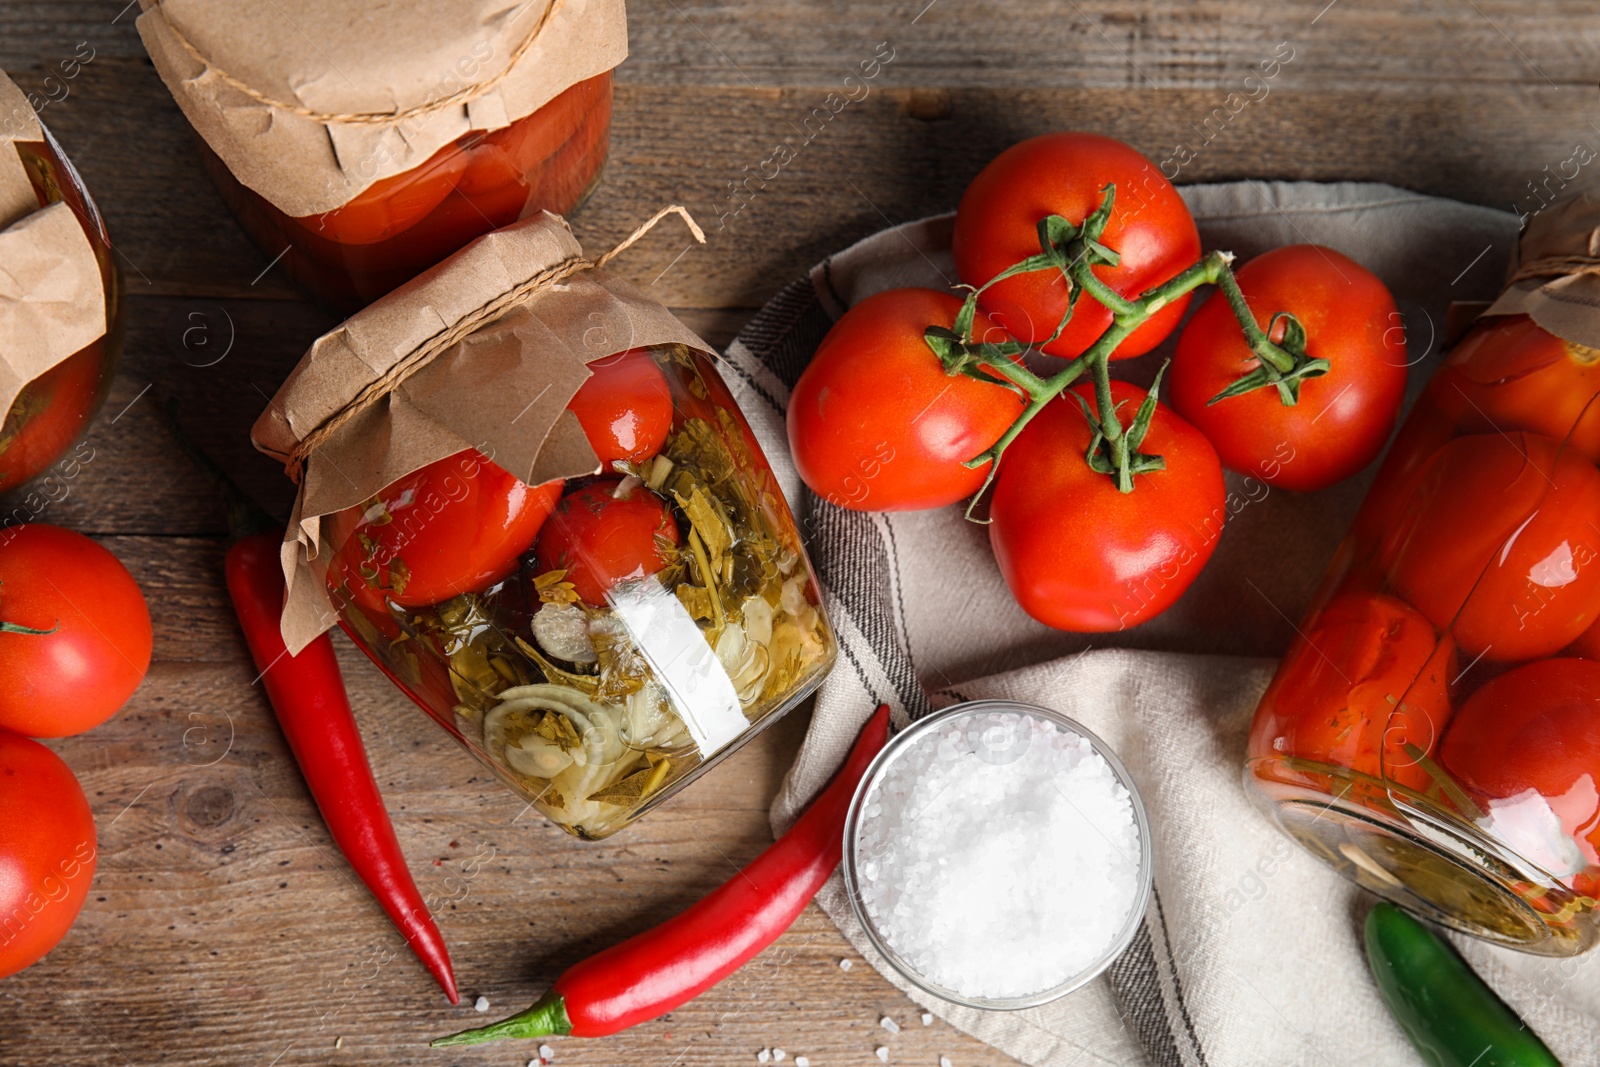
[841, 700, 1153, 1010]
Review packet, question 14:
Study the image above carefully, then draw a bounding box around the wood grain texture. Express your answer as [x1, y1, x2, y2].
[0, 1, 1595, 1065]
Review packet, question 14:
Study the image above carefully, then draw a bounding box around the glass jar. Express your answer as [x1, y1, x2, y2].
[324, 343, 837, 839]
[0, 126, 121, 496]
[202, 72, 612, 310]
[1246, 312, 1600, 955]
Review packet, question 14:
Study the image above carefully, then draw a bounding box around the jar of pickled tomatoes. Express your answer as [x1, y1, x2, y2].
[1246, 194, 1600, 955]
[254, 214, 837, 840]
[138, 0, 625, 309]
[0, 72, 120, 497]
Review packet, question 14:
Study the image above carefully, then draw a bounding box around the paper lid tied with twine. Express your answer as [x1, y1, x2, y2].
[137, 0, 627, 218]
[252, 207, 709, 652]
[0, 69, 109, 427]
[1485, 189, 1600, 351]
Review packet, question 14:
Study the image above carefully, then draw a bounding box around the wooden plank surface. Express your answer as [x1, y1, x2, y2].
[1, 2, 1598, 1066]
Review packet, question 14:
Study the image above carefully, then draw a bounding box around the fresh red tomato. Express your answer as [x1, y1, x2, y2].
[534, 479, 681, 606]
[787, 288, 1024, 511]
[329, 450, 561, 611]
[1431, 314, 1600, 463]
[1248, 593, 1455, 791]
[1440, 658, 1600, 875]
[1380, 432, 1600, 661]
[300, 142, 471, 247]
[1169, 245, 1407, 491]
[952, 132, 1201, 360]
[987, 380, 1225, 630]
[0, 731, 96, 978]
[568, 349, 674, 467]
[0, 525, 151, 738]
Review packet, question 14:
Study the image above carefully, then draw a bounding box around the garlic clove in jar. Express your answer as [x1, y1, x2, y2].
[532, 601, 598, 664]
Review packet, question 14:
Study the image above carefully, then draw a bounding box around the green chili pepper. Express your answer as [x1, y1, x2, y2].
[1364, 902, 1561, 1067]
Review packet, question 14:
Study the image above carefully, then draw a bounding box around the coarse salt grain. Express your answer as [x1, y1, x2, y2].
[839, 958, 852, 971]
[853, 709, 1141, 999]
[879, 1016, 899, 1034]
[940, 1058, 952, 1067]
[539, 1045, 554, 1061]
[920, 1012, 933, 1026]
[758, 1051, 770, 1063]
[874, 1047, 889, 1063]
[773, 1051, 786, 1062]
[795, 1058, 810, 1067]
[473, 995, 490, 1013]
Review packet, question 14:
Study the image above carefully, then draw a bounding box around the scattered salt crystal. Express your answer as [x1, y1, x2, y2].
[839, 958, 853, 971]
[874, 1047, 889, 1063]
[527, 1059, 542, 1067]
[879, 1016, 899, 1034]
[539, 1045, 554, 1062]
[773, 1051, 786, 1062]
[920, 1013, 933, 1027]
[852, 709, 1141, 1000]
[473, 995, 490, 1013]
[940, 1058, 953, 1067]
[794, 1058, 810, 1067]
[758, 1051, 770, 1064]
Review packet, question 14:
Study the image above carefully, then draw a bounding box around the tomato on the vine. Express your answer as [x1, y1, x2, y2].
[1379, 431, 1600, 662]
[787, 288, 1024, 511]
[1440, 658, 1600, 876]
[534, 479, 681, 606]
[0, 525, 151, 738]
[987, 380, 1224, 631]
[1247, 593, 1455, 791]
[952, 132, 1201, 360]
[1169, 244, 1407, 492]
[328, 449, 562, 612]
[568, 348, 674, 467]
[0, 731, 96, 978]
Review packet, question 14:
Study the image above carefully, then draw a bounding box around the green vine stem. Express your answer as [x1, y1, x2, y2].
[924, 182, 1329, 512]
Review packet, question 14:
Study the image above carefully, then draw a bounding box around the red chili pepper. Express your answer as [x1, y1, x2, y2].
[228, 531, 459, 1004]
[433, 703, 892, 1046]
[168, 405, 458, 1003]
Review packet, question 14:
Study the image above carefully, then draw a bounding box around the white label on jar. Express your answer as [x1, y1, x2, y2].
[607, 579, 748, 754]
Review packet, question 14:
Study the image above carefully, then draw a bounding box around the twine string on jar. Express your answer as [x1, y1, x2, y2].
[149, 0, 565, 126]
[1508, 255, 1600, 285]
[283, 205, 707, 483]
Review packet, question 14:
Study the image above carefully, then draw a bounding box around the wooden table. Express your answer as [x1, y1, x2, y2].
[1, 3, 1593, 1065]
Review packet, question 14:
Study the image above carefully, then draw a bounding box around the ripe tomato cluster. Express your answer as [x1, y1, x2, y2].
[0, 524, 152, 978]
[787, 132, 1406, 632]
[1250, 311, 1600, 899]
[328, 347, 683, 630]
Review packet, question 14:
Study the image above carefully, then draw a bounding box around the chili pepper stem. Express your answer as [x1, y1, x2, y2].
[432, 991, 573, 1047]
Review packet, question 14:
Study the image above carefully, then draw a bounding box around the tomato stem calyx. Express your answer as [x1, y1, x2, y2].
[925, 180, 1328, 512]
[1206, 272, 1329, 406]
[0, 580, 59, 636]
